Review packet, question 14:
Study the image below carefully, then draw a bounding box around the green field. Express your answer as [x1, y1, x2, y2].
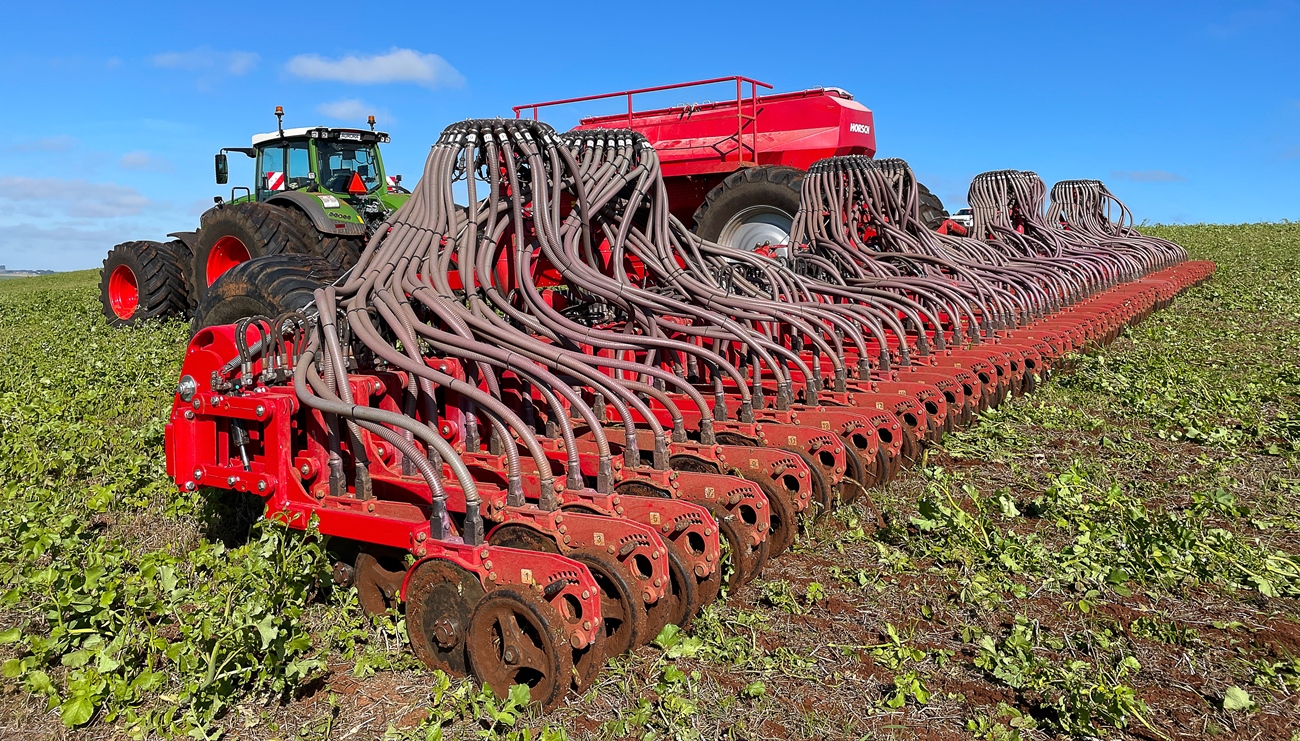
[1, 224, 1298, 740]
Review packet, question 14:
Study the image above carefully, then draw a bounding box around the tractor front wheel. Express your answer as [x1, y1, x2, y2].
[191, 254, 340, 333]
[187, 203, 317, 307]
[99, 240, 187, 327]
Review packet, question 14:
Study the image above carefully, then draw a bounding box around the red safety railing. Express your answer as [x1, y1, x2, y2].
[513, 76, 774, 165]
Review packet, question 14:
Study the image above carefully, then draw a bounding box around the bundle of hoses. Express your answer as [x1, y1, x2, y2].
[252, 119, 1210, 707]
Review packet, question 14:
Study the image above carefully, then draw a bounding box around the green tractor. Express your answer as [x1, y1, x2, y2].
[99, 107, 409, 328]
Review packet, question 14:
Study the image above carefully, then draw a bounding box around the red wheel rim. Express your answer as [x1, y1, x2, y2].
[206, 235, 250, 286]
[107, 264, 139, 320]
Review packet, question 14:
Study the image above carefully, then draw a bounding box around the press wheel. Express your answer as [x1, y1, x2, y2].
[711, 507, 768, 595]
[740, 474, 796, 555]
[466, 587, 573, 712]
[836, 443, 867, 507]
[568, 547, 647, 657]
[779, 446, 832, 521]
[661, 542, 700, 630]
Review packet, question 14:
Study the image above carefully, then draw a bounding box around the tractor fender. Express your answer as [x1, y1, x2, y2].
[166, 231, 200, 253]
[266, 192, 367, 237]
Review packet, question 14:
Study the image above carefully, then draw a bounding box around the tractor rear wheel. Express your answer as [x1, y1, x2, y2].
[916, 182, 949, 231]
[188, 203, 318, 307]
[99, 240, 187, 327]
[274, 207, 365, 269]
[692, 166, 805, 251]
[191, 254, 340, 333]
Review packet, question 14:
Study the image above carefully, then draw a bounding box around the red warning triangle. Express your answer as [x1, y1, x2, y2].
[347, 172, 367, 194]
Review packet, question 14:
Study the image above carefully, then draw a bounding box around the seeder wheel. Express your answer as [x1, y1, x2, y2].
[661, 544, 700, 630]
[406, 559, 484, 676]
[836, 446, 867, 507]
[745, 475, 796, 555]
[466, 587, 573, 712]
[569, 548, 647, 656]
[569, 620, 606, 693]
[712, 509, 769, 593]
[780, 447, 832, 519]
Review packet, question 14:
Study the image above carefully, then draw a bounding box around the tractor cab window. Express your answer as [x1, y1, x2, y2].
[256, 142, 311, 198]
[286, 144, 312, 189]
[316, 141, 381, 194]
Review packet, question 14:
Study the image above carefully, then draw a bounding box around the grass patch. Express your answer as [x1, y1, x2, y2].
[1, 226, 1299, 739]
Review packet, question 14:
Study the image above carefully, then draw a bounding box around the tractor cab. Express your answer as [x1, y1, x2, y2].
[214, 108, 409, 220]
[248, 127, 394, 200]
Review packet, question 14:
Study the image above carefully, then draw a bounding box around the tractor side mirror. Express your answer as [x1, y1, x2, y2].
[215, 153, 229, 185]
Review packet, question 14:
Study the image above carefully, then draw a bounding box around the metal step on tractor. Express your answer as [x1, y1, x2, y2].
[98, 107, 410, 328]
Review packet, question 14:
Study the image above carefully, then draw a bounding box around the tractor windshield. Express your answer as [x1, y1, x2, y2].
[316, 141, 382, 194]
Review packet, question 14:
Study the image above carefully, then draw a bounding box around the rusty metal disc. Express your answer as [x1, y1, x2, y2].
[488, 524, 560, 553]
[406, 559, 484, 677]
[466, 586, 573, 713]
[568, 547, 646, 657]
[836, 442, 867, 508]
[740, 473, 796, 555]
[694, 551, 723, 613]
[778, 446, 832, 519]
[715, 431, 759, 447]
[668, 455, 720, 474]
[660, 542, 699, 631]
[898, 424, 922, 467]
[569, 612, 605, 694]
[643, 582, 670, 642]
[354, 547, 407, 618]
[614, 480, 671, 499]
[709, 507, 769, 595]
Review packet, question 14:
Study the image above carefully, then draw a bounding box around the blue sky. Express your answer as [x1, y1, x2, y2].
[1, 0, 1296, 271]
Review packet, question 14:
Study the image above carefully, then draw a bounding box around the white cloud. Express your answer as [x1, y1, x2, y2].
[0, 177, 150, 219]
[151, 47, 259, 75]
[118, 151, 174, 173]
[8, 135, 78, 153]
[286, 48, 464, 88]
[1110, 170, 1187, 183]
[316, 99, 373, 122]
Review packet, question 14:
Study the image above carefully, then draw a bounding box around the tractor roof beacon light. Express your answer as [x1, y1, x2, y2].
[275, 106, 284, 136]
[368, 115, 376, 132]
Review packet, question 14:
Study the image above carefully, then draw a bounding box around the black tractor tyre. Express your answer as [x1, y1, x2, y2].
[191, 254, 341, 333]
[273, 206, 365, 270]
[187, 202, 319, 308]
[100, 240, 188, 327]
[691, 166, 805, 248]
[916, 182, 950, 231]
